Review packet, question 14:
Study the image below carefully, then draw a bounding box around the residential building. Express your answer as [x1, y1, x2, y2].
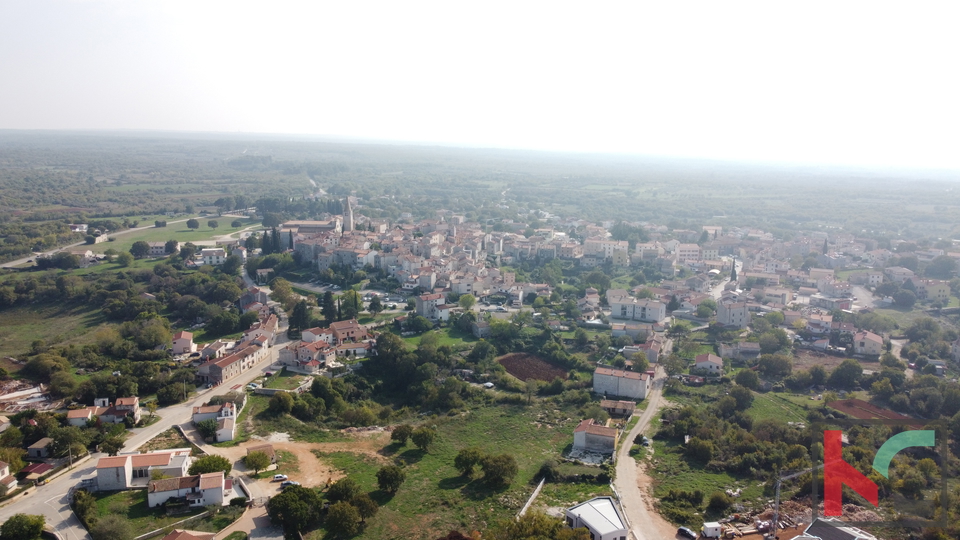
[199, 248, 226, 266]
[96, 449, 193, 491]
[852, 331, 883, 356]
[676, 243, 701, 261]
[329, 319, 368, 344]
[718, 342, 761, 362]
[173, 331, 196, 355]
[694, 353, 723, 375]
[593, 367, 651, 400]
[416, 293, 446, 319]
[910, 279, 950, 302]
[600, 399, 636, 417]
[607, 289, 666, 322]
[147, 242, 174, 257]
[884, 266, 915, 283]
[565, 497, 629, 540]
[147, 472, 229, 508]
[27, 438, 53, 458]
[0, 461, 18, 492]
[717, 301, 750, 329]
[572, 419, 618, 454]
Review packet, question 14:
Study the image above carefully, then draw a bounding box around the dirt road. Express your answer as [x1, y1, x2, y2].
[614, 369, 676, 540]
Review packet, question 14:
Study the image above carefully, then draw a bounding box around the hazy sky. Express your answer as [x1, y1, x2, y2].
[1, 1, 958, 169]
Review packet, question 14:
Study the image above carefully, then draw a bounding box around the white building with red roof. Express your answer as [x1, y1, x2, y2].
[572, 419, 618, 454]
[173, 331, 196, 355]
[593, 367, 651, 400]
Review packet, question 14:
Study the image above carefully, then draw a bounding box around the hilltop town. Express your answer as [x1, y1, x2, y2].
[0, 143, 957, 540]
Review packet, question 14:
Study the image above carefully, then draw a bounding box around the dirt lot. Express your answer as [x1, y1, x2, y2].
[218, 430, 394, 490]
[794, 349, 881, 372]
[497, 352, 567, 382]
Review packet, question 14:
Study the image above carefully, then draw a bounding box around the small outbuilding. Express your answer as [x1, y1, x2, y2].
[565, 496, 628, 540]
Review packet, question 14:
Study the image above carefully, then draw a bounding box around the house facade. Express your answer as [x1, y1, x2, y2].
[852, 331, 883, 356]
[147, 472, 228, 508]
[572, 419, 618, 454]
[593, 367, 650, 400]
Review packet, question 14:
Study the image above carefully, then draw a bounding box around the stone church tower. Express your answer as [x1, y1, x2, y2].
[343, 197, 354, 232]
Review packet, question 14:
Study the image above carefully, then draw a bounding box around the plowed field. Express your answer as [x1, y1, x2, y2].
[497, 352, 567, 381]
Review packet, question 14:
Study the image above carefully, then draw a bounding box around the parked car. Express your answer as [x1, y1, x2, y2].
[273, 474, 288, 482]
[678, 527, 698, 539]
[280, 480, 300, 488]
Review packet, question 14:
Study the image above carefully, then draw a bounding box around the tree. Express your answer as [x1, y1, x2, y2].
[326, 501, 361, 538]
[368, 295, 383, 315]
[116, 251, 134, 267]
[731, 263, 737, 281]
[925, 255, 957, 279]
[708, 491, 733, 512]
[188, 454, 232, 476]
[893, 289, 916, 308]
[630, 351, 649, 373]
[164, 239, 179, 255]
[231, 219, 243, 228]
[376, 464, 407, 493]
[391, 424, 414, 445]
[667, 295, 680, 312]
[458, 294, 476, 310]
[735, 369, 759, 390]
[321, 291, 337, 325]
[89, 514, 133, 540]
[269, 392, 294, 415]
[480, 454, 518, 486]
[290, 300, 310, 331]
[757, 354, 793, 381]
[828, 359, 863, 390]
[244, 450, 271, 475]
[574, 328, 589, 347]
[340, 290, 363, 320]
[728, 385, 754, 410]
[100, 436, 124, 456]
[222, 254, 242, 275]
[0, 513, 44, 540]
[351, 493, 379, 521]
[454, 447, 484, 477]
[186, 218, 200, 230]
[411, 426, 436, 451]
[208, 220, 219, 229]
[327, 477, 361, 502]
[130, 240, 150, 258]
[489, 511, 591, 540]
[267, 485, 322, 535]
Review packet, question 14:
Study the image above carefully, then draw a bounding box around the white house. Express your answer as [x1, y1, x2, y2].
[200, 248, 226, 266]
[147, 472, 229, 508]
[717, 301, 750, 329]
[173, 331, 196, 355]
[593, 367, 651, 400]
[694, 353, 723, 375]
[852, 331, 883, 356]
[96, 449, 192, 491]
[192, 402, 237, 443]
[0, 461, 18, 492]
[606, 289, 666, 322]
[565, 497, 629, 540]
[572, 419, 618, 454]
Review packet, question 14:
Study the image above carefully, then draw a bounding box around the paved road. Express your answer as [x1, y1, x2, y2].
[613, 369, 676, 540]
[0, 323, 290, 539]
[0, 215, 216, 269]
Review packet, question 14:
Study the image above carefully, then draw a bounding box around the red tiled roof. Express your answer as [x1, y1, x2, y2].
[97, 456, 129, 469]
[21, 462, 53, 475]
[131, 453, 173, 467]
[174, 331, 193, 340]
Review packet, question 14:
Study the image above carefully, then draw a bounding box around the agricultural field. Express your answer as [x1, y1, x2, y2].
[0, 303, 105, 360]
[497, 353, 567, 382]
[88, 218, 259, 255]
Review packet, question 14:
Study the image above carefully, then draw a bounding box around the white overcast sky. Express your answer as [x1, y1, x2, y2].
[1, 1, 959, 169]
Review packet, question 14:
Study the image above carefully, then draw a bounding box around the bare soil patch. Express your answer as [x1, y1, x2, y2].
[497, 352, 567, 382]
[793, 350, 881, 373]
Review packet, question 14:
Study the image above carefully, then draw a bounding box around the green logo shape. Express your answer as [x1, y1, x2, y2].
[872, 430, 935, 479]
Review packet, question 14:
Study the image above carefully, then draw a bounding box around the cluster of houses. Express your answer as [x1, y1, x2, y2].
[94, 448, 234, 508]
[277, 319, 370, 374]
[172, 287, 279, 388]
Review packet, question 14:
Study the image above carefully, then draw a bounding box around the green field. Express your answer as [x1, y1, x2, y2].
[400, 327, 477, 349]
[93, 489, 207, 537]
[0, 303, 105, 360]
[746, 392, 811, 423]
[89, 219, 259, 255]
[305, 405, 584, 540]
